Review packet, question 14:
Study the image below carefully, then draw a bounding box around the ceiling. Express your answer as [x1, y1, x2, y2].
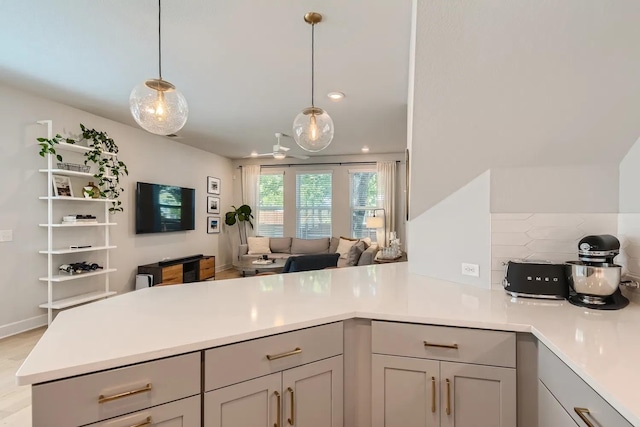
[0, 0, 412, 160]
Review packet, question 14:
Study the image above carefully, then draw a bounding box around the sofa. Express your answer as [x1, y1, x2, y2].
[239, 236, 378, 268]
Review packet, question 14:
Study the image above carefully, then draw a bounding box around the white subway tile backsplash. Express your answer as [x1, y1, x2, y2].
[491, 220, 532, 233]
[492, 232, 532, 246]
[525, 239, 576, 253]
[525, 227, 584, 241]
[491, 213, 617, 289]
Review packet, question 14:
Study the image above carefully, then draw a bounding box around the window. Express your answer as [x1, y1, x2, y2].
[257, 173, 284, 237]
[296, 172, 332, 238]
[350, 171, 378, 241]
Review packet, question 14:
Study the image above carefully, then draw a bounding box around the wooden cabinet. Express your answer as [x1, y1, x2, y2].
[371, 321, 516, 427]
[282, 356, 343, 427]
[138, 255, 215, 285]
[205, 356, 343, 427]
[439, 361, 516, 427]
[538, 380, 578, 427]
[85, 395, 200, 427]
[372, 355, 440, 427]
[32, 352, 201, 427]
[205, 373, 281, 427]
[538, 343, 633, 427]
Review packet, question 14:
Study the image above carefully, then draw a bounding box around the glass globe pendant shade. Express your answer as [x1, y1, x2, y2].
[292, 107, 334, 152]
[129, 78, 188, 136]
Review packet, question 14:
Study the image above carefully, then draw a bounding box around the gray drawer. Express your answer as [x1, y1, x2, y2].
[32, 352, 200, 427]
[84, 395, 200, 426]
[372, 321, 516, 368]
[205, 322, 343, 391]
[539, 343, 633, 427]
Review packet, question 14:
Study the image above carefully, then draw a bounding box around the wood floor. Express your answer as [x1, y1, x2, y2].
[0, 268, 243, 426]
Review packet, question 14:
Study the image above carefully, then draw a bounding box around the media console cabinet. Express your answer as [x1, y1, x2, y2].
[138, 255, 215, 285]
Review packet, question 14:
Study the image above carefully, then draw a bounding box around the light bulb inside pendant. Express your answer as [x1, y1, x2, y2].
[130, 78, 188, 135]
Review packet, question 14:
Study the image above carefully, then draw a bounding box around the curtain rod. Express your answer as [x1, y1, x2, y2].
[238, 160, 400, 169]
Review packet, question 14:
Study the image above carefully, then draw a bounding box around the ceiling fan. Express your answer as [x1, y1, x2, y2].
[244, 133, 310, 160]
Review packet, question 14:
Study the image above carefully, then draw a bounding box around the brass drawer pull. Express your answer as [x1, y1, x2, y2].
[287, 387, 295, 425]
[424, 341, 459, 350]
[574, 407, 595, 427]
[266, 347, 302, 361]
[130, 417, 152, 427]
[445, 379, 451, 415]
[431, 376, 436, 413]
[274, 391, 281, 427]
[98, 383, 152, 404]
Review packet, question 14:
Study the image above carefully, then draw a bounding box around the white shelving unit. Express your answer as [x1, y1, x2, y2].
[37, 120, 118, 325]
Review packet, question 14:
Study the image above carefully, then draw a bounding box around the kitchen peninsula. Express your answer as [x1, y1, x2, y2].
[17, 263, 640, 426]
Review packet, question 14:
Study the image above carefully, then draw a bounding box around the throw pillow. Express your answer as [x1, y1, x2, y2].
[346, 241, 366, 266]
[247, 237, 271, 254]
[361, 237, 372, 248]
[336, 236, 358, 259]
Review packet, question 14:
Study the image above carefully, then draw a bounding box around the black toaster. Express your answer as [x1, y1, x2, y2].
[503, 260, 569, 299]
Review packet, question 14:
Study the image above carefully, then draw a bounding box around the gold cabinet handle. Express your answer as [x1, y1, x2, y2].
[574, 407, 595, 427]
[445, 379, 451, 415]
[431, 376, 436, 413]
[266, 347, 302, 361]
[287, 387, 295, 425]
[424, 341, 459, 350]
[98, 383, 152, 404]
[130, 417, 152, 427]
[274, 391, 281, 427]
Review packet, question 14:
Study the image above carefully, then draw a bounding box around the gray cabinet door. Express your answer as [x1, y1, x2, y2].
[85, 395, 200, 426]
[282, 355, 344, 427]
[204, 373, 281, 427]
[538, 380, 578, 427]
[440, 361, 516, 427]
[372, 354, 440, 427]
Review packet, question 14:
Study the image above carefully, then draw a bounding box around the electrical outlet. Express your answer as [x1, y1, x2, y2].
[0, 229, 13, 242]
[461, 263, 479, 277]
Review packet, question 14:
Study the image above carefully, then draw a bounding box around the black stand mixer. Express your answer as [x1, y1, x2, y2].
[566, 235, 635, 310]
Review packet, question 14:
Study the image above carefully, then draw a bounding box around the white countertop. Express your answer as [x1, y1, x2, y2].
[17, 264, 640, 426]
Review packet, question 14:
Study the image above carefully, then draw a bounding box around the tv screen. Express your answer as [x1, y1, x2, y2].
[136, 182, 195, 234]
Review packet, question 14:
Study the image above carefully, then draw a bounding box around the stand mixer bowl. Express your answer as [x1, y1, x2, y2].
[566, 261, 621, 298]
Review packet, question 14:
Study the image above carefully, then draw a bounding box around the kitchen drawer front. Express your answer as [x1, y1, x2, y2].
[205, 322, 343, 391]
[85, 395, 200, 427]
[32, 352, 200, 427]
[371, 321, 516, 368]
[538, 343, 633, 427]
[162, 265, 183, 283]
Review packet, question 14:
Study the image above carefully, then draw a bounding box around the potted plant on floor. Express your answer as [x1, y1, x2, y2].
[225, 205, 254, 244]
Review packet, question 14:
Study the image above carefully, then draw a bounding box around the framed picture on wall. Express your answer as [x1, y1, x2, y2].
[207, 176, 220, 195]
[52, 175, 74, 197]
[207, 196, 220, 214]
[207, 216, 220, 234]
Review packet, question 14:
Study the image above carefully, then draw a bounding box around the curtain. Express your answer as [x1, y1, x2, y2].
[241, 165, 260, 238]
[377, 161, 396, 246]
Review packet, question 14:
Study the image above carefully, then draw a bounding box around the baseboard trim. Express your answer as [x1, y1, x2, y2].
[216, 263, 232, 272]
[0, 315, 47, 340]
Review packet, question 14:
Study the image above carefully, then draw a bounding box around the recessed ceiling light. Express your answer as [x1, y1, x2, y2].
[361, 146, 370, 153]
[250, 151, 258, 158]
[327, 91, 345, 101]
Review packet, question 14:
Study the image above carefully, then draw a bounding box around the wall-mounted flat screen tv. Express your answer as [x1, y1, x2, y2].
[136, 182, 195, 234]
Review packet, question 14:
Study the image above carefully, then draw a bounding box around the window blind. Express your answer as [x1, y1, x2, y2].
[257, 173, 284, 237]
[296, 172, 332, 239]
[350, 171, 378, 241]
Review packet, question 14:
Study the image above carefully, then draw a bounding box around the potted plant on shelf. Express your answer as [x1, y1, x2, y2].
[37, 123, 129, 213]
[225, 205, 254, 244]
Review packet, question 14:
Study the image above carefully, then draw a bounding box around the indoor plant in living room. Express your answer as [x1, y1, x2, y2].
[37, 123, 129, 212]
[225, 204, 254, 244]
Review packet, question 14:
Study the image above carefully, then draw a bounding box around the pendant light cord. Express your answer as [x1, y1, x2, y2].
[158, 0, 162, 80]
[311, 23, 315, 107]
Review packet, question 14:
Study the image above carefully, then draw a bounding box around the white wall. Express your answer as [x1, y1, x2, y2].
[408, 171, 491, 288]
[0, 84, 233, 337]
[409, 0, 640, 219]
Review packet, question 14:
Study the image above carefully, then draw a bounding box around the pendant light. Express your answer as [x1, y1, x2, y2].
[292, 12, 334, 152]
[130, 0, 188, 136]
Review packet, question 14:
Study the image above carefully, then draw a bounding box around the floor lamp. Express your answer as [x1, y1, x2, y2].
[365, 208, 386, 247]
